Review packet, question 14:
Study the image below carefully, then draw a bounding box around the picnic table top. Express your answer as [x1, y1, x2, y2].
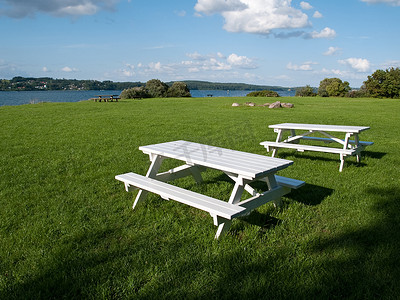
[95, 94, 120, 97]
[139, 140, 293, 180]
[269, 123, 370, 134]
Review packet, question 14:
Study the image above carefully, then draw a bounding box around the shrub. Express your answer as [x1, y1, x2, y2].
[167, 82, 191, 97]
[246, 90, 280, 97]
[346, 88, 367, 98]
[145, 79, 169, 98]
[295, 85, 317, 97]
[363, 67, 400, 98]
[318, 78, 350, 97]
[120, 86, 149, 99]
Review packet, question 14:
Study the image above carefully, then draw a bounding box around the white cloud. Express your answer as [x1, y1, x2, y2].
[42, 67, 50, 72]
[324, 46, 341, 56]
[339, 58, 371, 72]
[194, 0, 248, 14]
[57, 3, 98, 16]
[0, 0, 118, 18]
[175, 10, 186, 17]
[287, 62, 317, 71]
[313, 11, 323, 18]
[194, 0, 336, 39]
[217, 52, 226, 59]
[195, 0, 310, 35]
[361, 0, 400, 6]
[227, 53, 256, 68]
[308, 27, 336, 39]
[381, 60, 400, 69]
[187, 52, 207, 60]
[0, 60, 25, 78]
[300, 2, 313, 10]
[115, 51, 259, 81]
[61, 66, 78, 72]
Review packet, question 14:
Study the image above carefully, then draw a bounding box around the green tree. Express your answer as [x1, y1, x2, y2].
[145, 79, 169, 98]
[246, 90, 280, 97]
[167, 82, 191, 97]
[318, 78, 350, 97]
[295, 85, 317, 97]
[364, 67, 400, 98]
[120, 86, 149, 99]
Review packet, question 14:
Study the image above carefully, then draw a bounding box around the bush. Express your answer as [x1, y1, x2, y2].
[246, 90, 280, 97]
[295, 85, 317, 97]
[318, 78, 350, 97]
[167, 82, 191, 97]
[120, 86, 149, 99]
[346, 88, 367, 98]
[363, 67, 400, 98]
[145, 79, 169, 98]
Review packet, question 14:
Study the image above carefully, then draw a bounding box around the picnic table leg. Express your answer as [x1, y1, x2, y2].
[272, 129, 283, 157]
[290, 129, 300, 144]
[354, 134, 361, 163]
[190, 166, 203, 184]
[213, 176, 247, 239]
[339, 154, 345, 172]
[339, 133, 352, 172]
[215, 220, 232, 239]
[132, 154, 164, 209]
[265, 175, 282, 207]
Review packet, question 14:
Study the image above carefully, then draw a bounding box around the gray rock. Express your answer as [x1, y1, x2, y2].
[269, 101, 281, 109]
[281, 102, 294, 108]
[232, 102, 240, 107]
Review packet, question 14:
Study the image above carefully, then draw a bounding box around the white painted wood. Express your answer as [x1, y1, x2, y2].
[260, 141, 355, 155]
[139, 140, 294, 179]
[300, 136, 373, 146]
[238, 186, 286, 211]
[269, 123, 370, 134]
[215, 220, 232, 239]
[116, 172, 246, 220]
[155, 164, 206, 183]
[132, 154, 164, 209]
[263, 123, 372, 171]
[274, 175, 305, 189]
[118, 140, 304, 239]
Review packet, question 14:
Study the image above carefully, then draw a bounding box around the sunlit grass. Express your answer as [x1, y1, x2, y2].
[0, 97, 399, 299]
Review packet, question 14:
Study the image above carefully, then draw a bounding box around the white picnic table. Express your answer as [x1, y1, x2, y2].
[115, 140, 304, 239]
[260, 123, 373, 172]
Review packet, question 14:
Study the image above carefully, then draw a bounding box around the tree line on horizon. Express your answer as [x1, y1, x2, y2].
[0, 77, 289, 92]
[2, 67, 399, 98]
[296, 67, 400, 99]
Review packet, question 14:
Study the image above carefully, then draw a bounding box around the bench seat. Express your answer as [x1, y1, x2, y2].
[275, 175, 305, 189]
[260, 141, 355, 155]
[300, 136, 374, 146]
[115, 172, 246, 220]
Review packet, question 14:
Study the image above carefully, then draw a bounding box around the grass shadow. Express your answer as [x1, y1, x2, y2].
[304, 186, 400, 298]
[362, 151, 386, 159]
[240, 210, 281, 232]
[284, 183, 334, 206]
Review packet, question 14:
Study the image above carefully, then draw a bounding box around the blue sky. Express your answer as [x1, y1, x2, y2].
[1, 0, 400, 87]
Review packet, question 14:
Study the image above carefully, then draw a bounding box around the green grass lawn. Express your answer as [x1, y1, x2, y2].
[0, 96, 399, 299]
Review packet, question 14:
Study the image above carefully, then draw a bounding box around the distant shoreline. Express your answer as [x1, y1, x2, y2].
[0, 89, 296, 106]
[0, 77, 297, 92]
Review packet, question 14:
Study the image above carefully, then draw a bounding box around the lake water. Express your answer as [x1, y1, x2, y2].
[0, 89, 295, 107]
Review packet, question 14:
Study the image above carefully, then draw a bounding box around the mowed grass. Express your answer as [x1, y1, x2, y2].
[0, 96, 399, 299]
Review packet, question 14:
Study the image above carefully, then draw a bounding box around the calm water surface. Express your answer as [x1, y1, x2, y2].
[0, 89, 295, 107]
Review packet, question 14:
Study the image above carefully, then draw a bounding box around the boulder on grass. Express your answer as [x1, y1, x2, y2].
[281, 102, 294, 108]
[269, 101, 281, 109]
[245, 102, 256, 107]
[232, 102, 240, 107]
